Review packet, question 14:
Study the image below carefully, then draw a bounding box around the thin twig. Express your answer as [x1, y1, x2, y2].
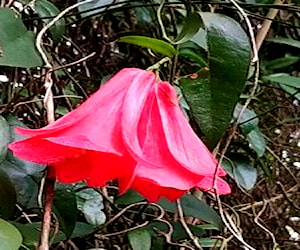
[252, 201, 279, 250]
[176, 199, 203, 249]
[51, 52, 96, 72]
[35, 1, 95, 249]
[234, 185, 299, 211]
[255, 0, 285, 51]
[157, 0, 172, 43]
[155, 218, 195, 250]
[98, 221, 149, 238]
[276, 182, 300, 211]
[266, 145, 299, 185]
[227, 0, 259, 63]
[211, 0, 260, 249]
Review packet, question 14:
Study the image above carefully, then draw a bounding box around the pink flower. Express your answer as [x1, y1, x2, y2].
[8, 68, 230, 202]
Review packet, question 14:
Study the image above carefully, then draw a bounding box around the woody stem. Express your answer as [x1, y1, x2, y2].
[38, 168, 55, 250]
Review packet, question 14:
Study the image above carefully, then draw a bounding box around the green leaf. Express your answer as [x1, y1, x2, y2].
[159, 194, 222, 230]
[180, 12, 251, 147]
[115, 189, 145, 205]
[263, 73, 300, 100]
[170, 221, 204, 241]
[0, 218, 22, 250]
[268, 37, 300, 49]
[247, 128, 266, 157]
[223, 156, 257, 190]
[197, 224, 219, 231]
[174, 12, 202, 44]
[234, 104, 259, 134]
[0, 115, 45, 208]
[134, 6, 152, 26]
[0, 116, 10, 162]
[76, 188, 106, 226]
[199, 238, 222, 247]
[190, 28, 207, 50]
[234, 104, 266, 157]
[263, 73, 300, 88]
[151, 237, 165, 250]
[77, 0, 125, 18]
[12, 221, 94, 249]
[181, 195, 223, 230]
[34, 0, 65, 42]
[53, 184, 78, 238]
[11, 222, 40, 249]
[118, 36, 177, 58]
[0, 8, 43, 67]
[128, 229, 151, 250]
[265, 55, 299, 70]
[278, 83, 300, 100]
[70, 222, 95, 238]
[0, 170, 16, 219]
[178, 47, 207, 67]
[0, 157, 44, 208]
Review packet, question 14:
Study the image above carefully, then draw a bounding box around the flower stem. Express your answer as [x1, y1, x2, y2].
[147, 57, 170, 71]
[37, 168, 55, 250]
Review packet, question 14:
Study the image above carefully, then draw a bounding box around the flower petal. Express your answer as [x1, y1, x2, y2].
[15, 69, 146, 154]
[130, 177, 186, 202]
[156, 82, 226, 176]
[86, 152, 136, 189]
[8, 137, 84, 164]
[133, 95, 202, 190]
[196, 176, 231, 195]
[121, 70, 157, 161]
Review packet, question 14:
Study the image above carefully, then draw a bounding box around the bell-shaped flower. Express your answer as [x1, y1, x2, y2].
[8, 68, 230, 202]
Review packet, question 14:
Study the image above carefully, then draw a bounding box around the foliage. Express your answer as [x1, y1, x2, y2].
[0, 0, 299, 249]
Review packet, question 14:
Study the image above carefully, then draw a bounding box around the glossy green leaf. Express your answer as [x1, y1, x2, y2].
[247, 128, 266, 157]
[159, 194, 222, 230]
[0, 8, 42, 67]
[234, 104, 259, 134]
[151, 237, 165, 250]
[181, 194, 223, 230]
[199, 238, 222, 247]
[268, 37, 300, 49]
[128, 229, 151, 250]
[76, 188, 106, 226]
[278, 83, 300, 100]
[54, 185, 78, 238]
[0, 116, 10, 162]
[263, 73, 300, 88]
[171, 221, 204, 241]
[0, 115, 45, 208]
[13, 221, 94, 249]
[223, 156, 257, 190]
[197, 224, 219, 231]
[34, 0, 65, 42]
[263, 73, 300, 100]
[180, 12, 251, 147]
[234, 104, 266, 157]
[0, 218, 22, 250]
[190, 28, 207, 50]
[0, 157, 44, 208]
[118, 36, 177, 58]
[135, 6, 152, 26]
[11, 222, 40, 249]
[0, 170, 16, 219]
[179, 47, 207, 67]
[265, 55, 299, 70]
[174, 12, 202, 44]
[115, 189, 145, 205]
